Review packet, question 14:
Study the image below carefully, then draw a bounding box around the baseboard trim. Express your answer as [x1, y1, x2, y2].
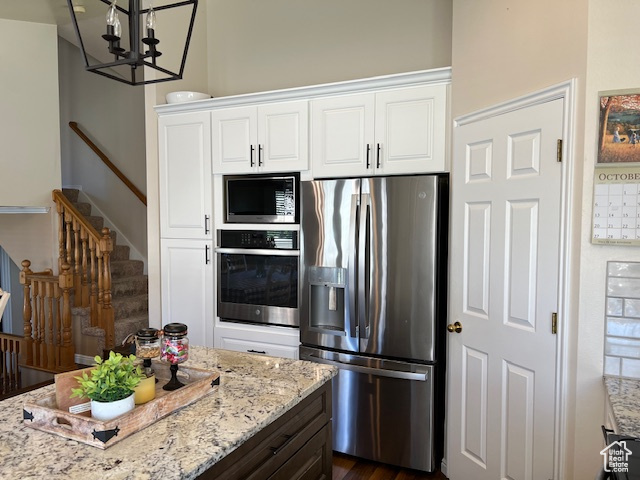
[74, 353, 96, 366]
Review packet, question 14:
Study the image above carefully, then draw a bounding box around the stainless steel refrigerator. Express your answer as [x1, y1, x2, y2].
[299, 174, 448, 472]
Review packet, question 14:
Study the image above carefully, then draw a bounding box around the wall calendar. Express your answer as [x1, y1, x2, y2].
[592, 165, 640, 245]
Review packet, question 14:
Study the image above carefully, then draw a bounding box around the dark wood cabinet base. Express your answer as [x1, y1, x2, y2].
[199, 381, 332, 480]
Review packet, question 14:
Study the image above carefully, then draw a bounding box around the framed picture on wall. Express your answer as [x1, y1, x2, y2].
[598, 89, 640, 164]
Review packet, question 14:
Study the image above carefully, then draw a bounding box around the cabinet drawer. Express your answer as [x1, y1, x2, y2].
[219, 336, 299, 359]
[199, 381, 332, 480]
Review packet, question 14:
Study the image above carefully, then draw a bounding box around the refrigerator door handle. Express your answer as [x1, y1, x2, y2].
[358, 193, 371, 343]
[348, 193, 359, 339]
[300, 352, 429, 381]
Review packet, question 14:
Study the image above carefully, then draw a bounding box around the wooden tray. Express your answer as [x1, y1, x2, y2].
[22, 362, 220, 449]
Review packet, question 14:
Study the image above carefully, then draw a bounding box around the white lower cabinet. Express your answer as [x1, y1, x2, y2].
[214, 322, 300, 359]
[160, 238, 214, 347]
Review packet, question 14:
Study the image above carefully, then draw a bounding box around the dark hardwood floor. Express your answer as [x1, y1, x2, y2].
[332, 453, 448, 480]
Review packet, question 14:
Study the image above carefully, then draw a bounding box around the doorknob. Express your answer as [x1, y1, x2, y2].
[447, 321, 462, 333]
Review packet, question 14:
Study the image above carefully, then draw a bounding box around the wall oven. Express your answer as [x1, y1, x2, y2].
[216, 230, 299, 328]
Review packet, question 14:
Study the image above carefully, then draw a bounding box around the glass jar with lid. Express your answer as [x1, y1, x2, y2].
[135, 327, 161, 360]
[161, 323, 189, 390]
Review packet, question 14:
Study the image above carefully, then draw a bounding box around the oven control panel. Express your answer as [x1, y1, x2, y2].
[218, 230, 298, 250]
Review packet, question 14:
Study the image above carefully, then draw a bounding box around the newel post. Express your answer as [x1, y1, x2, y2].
[59, 263, 75, 370]
[100, 228, 115, 350]
[19, 260, 33, 366]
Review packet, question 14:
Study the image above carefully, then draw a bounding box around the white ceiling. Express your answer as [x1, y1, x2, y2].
[0, 1, 74, 26]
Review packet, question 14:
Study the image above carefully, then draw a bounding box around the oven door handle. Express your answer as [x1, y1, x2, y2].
[215, 247, 299, 257]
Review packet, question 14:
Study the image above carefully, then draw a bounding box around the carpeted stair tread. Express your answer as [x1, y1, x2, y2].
[85, 215, 104, 231]
[110, 259, 144, 278]
[112, 293, 148, 318]
[112, 275, 148, 297]
[112, 244, 131, 261]
[114, 314, 150, 346]
[73, 202, 92, 217]
[62, 188, 80, 203]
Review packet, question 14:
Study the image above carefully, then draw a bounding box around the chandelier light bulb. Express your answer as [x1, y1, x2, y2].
[114, 16, 122, 38]
[106, 0, 118, 27]
[146, 6, 156, 31]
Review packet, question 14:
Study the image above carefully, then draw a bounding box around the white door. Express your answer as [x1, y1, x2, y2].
[374, 84, 447, 175]
[310, 92, 375, 178]
[160, 238, 214, 347]
[447, 99, 563, 480]
[258, 100, 309, 173]
[211, 105, 257, 174]
[158, 112, 212, 239]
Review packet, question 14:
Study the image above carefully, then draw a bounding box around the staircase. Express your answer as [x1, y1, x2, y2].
[62, 188, 149, 354]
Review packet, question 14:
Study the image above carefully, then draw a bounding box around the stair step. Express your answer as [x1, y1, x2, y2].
[85, 215, 104, 231]
[112, 293, 148, 318]
[112, 275, 148, 297]
[114, 315, 149, 346]
[112, 244, 131, 261]
[110, 259, 144, 278]
[62, 188, 80, 203]
[73, 202, 92, 217]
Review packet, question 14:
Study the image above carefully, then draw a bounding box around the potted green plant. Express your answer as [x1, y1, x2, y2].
[71, 351, 144, 421]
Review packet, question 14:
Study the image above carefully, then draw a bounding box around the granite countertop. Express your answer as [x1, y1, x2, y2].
[0, 347, 337, 480]
[604, 375, 640, 437]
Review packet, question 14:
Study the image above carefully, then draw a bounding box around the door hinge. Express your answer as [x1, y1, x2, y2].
[552, 312, 558, 334]
[557, 139, 563, 163]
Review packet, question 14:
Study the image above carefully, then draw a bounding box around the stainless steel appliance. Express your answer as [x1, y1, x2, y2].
[216, 230, 299, 327]
[299, 174, 448, 472]
[224, 173, 299, 224]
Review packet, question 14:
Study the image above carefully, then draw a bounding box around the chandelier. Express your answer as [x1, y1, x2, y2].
[66, 0, 198, 86]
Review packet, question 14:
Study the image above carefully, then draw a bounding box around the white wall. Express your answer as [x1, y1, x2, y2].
[0, 18, 61, 271]
[206, 0, 452, 97]
[58, 37, 148, 258]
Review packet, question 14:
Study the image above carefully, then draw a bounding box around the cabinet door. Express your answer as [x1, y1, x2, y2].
[374, 84, 448, 174]
[212, 105, 257, 174]
[258, 101, 309, 173]
[161, 239, 214, 347]
[311, 93, 375, 178]
[158, 112, 212, 239]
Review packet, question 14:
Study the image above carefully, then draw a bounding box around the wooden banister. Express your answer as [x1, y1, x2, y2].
[68, 121, 147, 206]
[52, 190, 116, 351]
[0, 333, 23, 395]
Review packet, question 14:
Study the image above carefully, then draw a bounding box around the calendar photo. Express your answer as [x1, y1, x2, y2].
[598, 90, 640, 164]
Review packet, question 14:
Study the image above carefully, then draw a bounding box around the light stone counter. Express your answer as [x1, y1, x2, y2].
[604, 375, 640, 438]
[0, 347, 336, 480]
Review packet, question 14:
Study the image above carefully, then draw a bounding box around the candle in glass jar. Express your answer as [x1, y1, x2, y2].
[134, 374, 156, 404]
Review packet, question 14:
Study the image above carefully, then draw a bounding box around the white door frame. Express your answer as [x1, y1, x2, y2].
[449, 79, 577, 480]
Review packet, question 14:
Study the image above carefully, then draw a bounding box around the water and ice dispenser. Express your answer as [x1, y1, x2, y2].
[308, 266, 347, 332]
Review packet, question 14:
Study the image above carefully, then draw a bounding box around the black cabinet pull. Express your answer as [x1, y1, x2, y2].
[204, 215, 210, 235]
[376, 143, 381, 168]
[258, 144, 263, 166]
[247, 349, 266, 354]
[250, 145, 255, 167]
[205, 245, 210, 264]
[366, 144, 371, 168]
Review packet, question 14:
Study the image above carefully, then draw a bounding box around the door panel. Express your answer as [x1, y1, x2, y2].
[448, 98, 563, 480]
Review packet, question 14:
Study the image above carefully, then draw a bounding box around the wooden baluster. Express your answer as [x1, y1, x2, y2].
[65, 212, 73, 271]
[19, 260, 33, 366]
[80, 228, 89, 307]
[1, 337, 6, 394]
[89, 237, 98, 327]
[100, 228, 115, 350]
[97, 245, 104, 328]
[56, 199, 65, 274]
[14, 339, 20, 391]
[73, 218, 81, 307]
[39, 280, 47, 368]
[33, 280, 41, 367]
[46, 282, 55, 370]
[54, 283, 61, 369]
[59, 263, 75, 370]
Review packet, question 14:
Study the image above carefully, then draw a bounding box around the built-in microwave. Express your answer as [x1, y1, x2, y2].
[224, 173, 299, 224]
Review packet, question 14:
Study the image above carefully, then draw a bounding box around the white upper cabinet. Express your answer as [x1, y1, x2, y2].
[158, 111, 212, 239]
[212, 100, 308, 174]
[311, 84, 448, 178]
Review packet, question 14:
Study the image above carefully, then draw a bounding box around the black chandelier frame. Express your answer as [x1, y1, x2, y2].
[66, 0, 198, 86]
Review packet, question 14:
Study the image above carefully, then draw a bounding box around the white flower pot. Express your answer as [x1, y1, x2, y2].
[90, 393, 135, 421]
